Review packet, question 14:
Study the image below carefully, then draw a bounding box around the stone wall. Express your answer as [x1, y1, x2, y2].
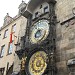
[55, 0, 75, 75]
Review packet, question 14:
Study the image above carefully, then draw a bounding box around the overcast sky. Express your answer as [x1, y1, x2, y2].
[0, 0, 29, 27]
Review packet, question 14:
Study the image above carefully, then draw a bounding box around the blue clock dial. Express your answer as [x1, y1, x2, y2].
[30, 20, 49, 44]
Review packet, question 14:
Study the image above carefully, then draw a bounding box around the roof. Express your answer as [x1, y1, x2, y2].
[0, 14, 21, 31]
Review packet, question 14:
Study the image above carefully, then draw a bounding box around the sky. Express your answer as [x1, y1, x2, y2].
[0, 0, 29, 28]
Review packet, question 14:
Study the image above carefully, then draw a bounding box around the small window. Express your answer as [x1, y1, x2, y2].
[8, 42, 13, 54]
[12, 24, 16, 32]
[44, 6, 48, 13]
[1, 45, 5, 57]
[4, 29, 8, 38]
[35, 12, 38, 18]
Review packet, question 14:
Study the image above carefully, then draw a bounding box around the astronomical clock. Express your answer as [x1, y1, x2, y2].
[30, 20, 49, 44]
[25, 19, 50, 75]
[21, 0, 57, 75]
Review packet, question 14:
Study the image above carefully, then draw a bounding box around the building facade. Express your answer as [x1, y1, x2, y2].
[0, 1, 27, 75]
[0, 0, 75, 75]
[55, 0, 75, 75]
[15, 0, 75, 75]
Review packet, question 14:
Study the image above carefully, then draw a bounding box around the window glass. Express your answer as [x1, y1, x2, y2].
[8, 42, 13, 54]
[44, 6, 48, 13]
[1, 45, 5, 57]
[4, 29, 8, 38]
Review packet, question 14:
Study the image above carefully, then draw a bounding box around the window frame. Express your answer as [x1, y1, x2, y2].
[44, 6, 48, 13]
[1, 45, 5, 57]
[8, 41, 13, 54]
[3, 29, 8, 38]
[12, 24, 16, 32]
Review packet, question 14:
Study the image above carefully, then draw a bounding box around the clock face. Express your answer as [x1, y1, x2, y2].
[30, 20, 49, 44]
[28, 51, 48, 75]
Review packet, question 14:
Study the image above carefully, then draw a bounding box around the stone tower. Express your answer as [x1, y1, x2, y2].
[16, 0, 75, 75]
